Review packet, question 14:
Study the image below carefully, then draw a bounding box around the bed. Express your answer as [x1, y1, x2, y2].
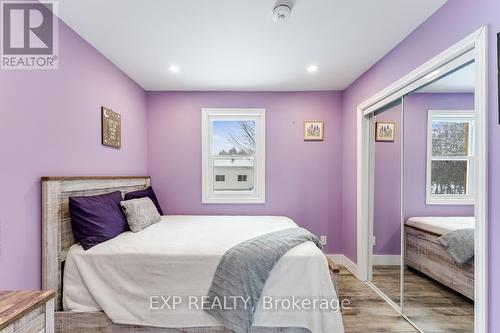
[41, 176, 343, 333]
[404, 216, 474, 300]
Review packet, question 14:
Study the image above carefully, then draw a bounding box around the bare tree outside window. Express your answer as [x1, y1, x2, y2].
[212, 120, 256, 191]
[428, 115, 473, 199]
[203, 109, 265, 203]
[214, 121, 256, 156]
[431, 160, 467, 194]
[227, 121, 256, 155]
[432, 122, 469, 156]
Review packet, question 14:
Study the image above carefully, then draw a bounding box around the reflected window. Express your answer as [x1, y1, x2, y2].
[426, 110, 475, 204]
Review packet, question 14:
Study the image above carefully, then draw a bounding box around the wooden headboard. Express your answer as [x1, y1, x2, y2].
[41, 176, 150, 310]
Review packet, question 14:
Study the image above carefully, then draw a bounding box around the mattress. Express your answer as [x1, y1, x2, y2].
[63, 215, 344, 333]
[405, 216, 475, 235]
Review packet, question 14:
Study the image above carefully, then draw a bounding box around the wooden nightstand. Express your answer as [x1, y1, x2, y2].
[326, 256, 340, 294]
[0, 291, 54, 333]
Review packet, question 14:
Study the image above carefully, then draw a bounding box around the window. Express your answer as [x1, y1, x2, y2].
[426, 110, 475, 204]
[202, 108, 265, 203]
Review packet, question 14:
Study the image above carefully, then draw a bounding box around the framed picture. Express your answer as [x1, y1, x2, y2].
[101, 106, 121, 148]
[375, 121, 395, 142]
[304, 121, 324, 141]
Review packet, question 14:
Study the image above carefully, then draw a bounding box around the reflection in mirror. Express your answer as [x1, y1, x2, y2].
[402, 63, 475, 332]
[370, 100, 402, 307]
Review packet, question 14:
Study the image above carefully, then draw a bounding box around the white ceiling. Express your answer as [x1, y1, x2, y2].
[54, 0, 447, 91]
[418, 63, 475, 93]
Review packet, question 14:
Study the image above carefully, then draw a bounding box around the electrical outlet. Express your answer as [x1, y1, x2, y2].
[320, 235, 327, 246]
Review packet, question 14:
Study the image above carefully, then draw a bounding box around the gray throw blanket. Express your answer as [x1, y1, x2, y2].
[438, 228, 474, 265]
[205, 227, 322, 333]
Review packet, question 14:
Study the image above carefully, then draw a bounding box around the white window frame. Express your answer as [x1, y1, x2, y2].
[202, 108, 265, 204]
[426, 110, 475, 205]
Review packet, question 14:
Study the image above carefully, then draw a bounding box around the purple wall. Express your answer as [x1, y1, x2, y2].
[0, 17, 148, 289]
[340, 0, 500, 330]
[403, 93, 475, 219]
[3, 0, 500, 329]
[147, 91, 343, 253]
[373, 104, 402, 255]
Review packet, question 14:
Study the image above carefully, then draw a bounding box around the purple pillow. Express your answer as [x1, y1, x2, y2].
[124, 186, 164, 215]
[69, 191, 128, 250]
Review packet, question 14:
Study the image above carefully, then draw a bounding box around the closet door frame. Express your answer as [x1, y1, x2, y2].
[356, 26, 488, 333]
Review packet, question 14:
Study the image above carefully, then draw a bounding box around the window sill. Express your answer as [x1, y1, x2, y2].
[425, 197, 475, 205]
[202, 196, 265, 204]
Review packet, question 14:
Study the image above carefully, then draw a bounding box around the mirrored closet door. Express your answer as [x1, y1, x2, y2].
[370, 100, 403, 308]
[368, 61, 476, 333]
[401, 62, 475, 333]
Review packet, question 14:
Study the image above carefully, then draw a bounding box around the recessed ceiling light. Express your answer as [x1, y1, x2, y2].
[307, 65, 318, 73]
[169, 65, 180, 73]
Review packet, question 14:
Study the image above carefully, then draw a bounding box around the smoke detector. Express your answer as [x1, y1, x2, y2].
[272, 4, 292, 23]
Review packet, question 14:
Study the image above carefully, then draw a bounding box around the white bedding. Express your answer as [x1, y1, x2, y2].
[405, 216, 475, 235]
[63, 215, 344, 333]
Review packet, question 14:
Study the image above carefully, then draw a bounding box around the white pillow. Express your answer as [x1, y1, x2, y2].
[120, 197, 161, 232]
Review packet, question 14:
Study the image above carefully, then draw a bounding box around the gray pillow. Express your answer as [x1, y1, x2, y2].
[438, 228, 474, 265]
[120, 197, 161, 232]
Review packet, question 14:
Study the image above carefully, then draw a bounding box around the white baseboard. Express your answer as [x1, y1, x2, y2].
[326, 254, 359, 278]
[373, 255, 401, 266]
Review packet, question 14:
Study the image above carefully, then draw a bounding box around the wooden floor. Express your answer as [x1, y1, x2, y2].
[339, 267, 417, 332]
[369, 265, 474, 332]
[372, 265, 401, 305]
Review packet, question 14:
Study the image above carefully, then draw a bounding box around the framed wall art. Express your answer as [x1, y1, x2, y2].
[101, 106, 121, 148]
[304, 121, 324, 141]
[375, 121, 395, 142]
